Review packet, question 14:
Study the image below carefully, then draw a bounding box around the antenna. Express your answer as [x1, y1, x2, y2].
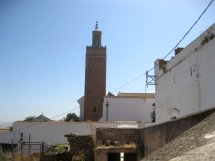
[146, 70, 157, 88]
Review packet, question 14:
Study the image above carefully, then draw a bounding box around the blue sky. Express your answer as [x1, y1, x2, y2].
[0, 0, 214, 122]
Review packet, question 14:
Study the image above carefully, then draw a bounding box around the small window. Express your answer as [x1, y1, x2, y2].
[190, 67, 193, 76]
[93, 106, 96, 112]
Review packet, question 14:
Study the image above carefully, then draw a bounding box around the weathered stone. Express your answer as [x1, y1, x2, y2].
[65, 134, 94, 161]
[142, 112, 215, 161]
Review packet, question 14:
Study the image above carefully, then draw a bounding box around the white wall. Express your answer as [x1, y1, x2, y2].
[0, 121, 139, 154]
[155, 23, 215, 123]
[0, 130, 15, 144]
[99, 96, 155, 124]
[198, 39, 215, 110]
[78, 96, 84, 121]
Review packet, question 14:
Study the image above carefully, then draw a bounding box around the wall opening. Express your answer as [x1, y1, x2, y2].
[124, 153, 137, 161]
[93, 106, 96, 112]
[190, 67, 193, 77]
[108, 153, 120, 161]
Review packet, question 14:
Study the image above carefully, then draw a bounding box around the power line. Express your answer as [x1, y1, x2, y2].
[147, 0, 214, 73]
[111, 73, 145, 93]
[112, 0, 214, 92]
[0, 107, 79, 137]
[0, 0, 214, 140]
[50, 107, 79, 120]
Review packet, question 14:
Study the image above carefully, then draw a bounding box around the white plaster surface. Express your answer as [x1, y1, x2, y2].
[155, 23, 215, 123]
[100, 96, 155, 124]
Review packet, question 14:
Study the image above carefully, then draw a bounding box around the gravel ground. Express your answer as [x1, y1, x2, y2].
[142, 112, 215, 161]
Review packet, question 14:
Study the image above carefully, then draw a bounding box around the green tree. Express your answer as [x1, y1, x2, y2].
[24, 115, 36, 122]
[0, 146, 6, 161]
[64, 113, 79, 122]
[46, 144, 68, 154]
[151, 108, 156, 122]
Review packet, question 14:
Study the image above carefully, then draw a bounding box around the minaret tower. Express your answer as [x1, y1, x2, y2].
[84, 22, 106, 121]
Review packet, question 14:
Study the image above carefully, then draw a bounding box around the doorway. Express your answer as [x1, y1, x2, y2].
[124, 153, 137, 161]
[108, 153, 120, 161]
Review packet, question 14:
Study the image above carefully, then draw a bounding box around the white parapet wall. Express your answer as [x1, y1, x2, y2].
[100, 93, 155, 124]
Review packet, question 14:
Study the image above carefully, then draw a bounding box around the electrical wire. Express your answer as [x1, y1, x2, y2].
[0, 107, 79, 137]
[111, 73, 145, 93]
[112, 0, 214, 93]
[0, 0, 214, 141]
[147, 0, 214, 73]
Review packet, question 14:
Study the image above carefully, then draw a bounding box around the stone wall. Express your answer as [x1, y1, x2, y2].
[42, 152, 70, 161]
[65, 107, 215, 161]
[140, 107, 215, 156]
[96, 128, 140, 146]
[95, 107, 215, 160]
[65, 134, 94, 161]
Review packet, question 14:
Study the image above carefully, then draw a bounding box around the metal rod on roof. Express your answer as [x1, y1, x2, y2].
[106, 101, 109, 122]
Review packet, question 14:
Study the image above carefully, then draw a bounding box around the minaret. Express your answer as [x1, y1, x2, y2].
[84, 22, 106, 121]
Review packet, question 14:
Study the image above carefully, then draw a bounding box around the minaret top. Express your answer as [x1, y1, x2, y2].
[95, 21, 98, 31]
[92, 21, 102, 47]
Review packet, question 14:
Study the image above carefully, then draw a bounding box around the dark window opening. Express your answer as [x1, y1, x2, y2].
[108, 153, 120, 161]
[93, 106, 96, 112]
[124, 153, 137, 161]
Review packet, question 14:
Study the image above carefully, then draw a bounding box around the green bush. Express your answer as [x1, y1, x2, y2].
[0, 148, 6, 161]
[151, 108, 155, 122]
[46, 144, 68, 154]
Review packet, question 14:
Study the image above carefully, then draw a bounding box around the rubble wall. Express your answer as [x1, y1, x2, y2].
[140, 107, 215, 156]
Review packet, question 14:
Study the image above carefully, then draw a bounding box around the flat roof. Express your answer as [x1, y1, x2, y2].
[106, 92, 155, 98]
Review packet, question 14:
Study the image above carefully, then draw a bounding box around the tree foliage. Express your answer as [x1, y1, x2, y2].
[151, 108, 156, 122]
[64, 113, 79, 122]
[24, 115, 36, 122]
[0, 147, 6, 161]
[46, 144, 68, 154]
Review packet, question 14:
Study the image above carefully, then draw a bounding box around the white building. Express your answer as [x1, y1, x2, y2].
[155, 23, 215, 123]
[78, 93, 155, 123]
[99, 92, 155, 124]
[0, 128, 15, 144]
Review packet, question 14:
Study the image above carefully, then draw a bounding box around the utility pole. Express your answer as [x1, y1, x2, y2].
[106, 101, 109, 122]
[11, 139, 14, 161]
[20, 133, 23, 161]
[28, 134, 31, 156]
[42, 142, 44, 159]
